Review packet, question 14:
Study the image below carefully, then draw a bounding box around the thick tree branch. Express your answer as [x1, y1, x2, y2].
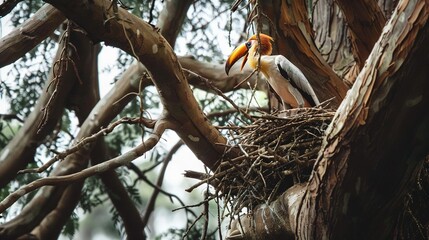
[43, 0, 229, 170]
[227, 184, 306, 239]
[0, 4, 65, 68]
[30, 32, 101, 239]
[0, 1, 195, 237]
[30, 180, 84, 239]
[157, 0, 193, 47]
[298, 1, 429, 238]
[378, 0, 400, 19]
[0, 62, 143, 240]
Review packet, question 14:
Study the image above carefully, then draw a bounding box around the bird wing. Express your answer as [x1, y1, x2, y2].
[274, 55, 320, 106]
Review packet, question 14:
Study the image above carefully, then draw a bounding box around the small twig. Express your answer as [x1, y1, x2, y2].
[200, 191, 210, 240]
[184, 69, 254, 121]
[19, 117, 156, 174]
[232, 68, 257, 89]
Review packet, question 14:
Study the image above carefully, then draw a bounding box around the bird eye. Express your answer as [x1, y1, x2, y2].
[245, 42, 252, 49]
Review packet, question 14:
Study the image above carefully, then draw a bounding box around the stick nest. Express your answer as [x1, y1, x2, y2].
[186, 106, 334, 215]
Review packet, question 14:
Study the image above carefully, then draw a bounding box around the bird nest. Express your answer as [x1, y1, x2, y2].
[185, 106, 334, 216]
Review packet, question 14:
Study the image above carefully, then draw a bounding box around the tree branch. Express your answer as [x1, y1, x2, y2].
[43, 0, 231, 170]
[30, 180, 84, 239]
[0, 60, 144, 240]
[312, 0, 356, 83]
[157, 0, 193, 47]
[0, 4, 65, 68]
[335, 0, 387, 69]
[0, 21, 80, 188]
[0, 118, 170, 213]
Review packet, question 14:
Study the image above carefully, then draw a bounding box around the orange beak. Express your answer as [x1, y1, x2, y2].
[225, 43, 249, 75]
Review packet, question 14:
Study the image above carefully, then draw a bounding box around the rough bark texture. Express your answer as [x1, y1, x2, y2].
[297, 1, 429, 239]
[312, 0, 356, 84]
[335, 0, 386, 69]
[227, 184, 306, 239]
[379, 0, 400, 18]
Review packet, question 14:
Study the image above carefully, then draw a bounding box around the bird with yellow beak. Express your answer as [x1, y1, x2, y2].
[225, 34, 320, 108]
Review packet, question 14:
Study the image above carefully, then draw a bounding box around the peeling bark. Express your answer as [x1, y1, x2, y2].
[379, 0, 400, 18]
[335, 0, 387, 69]
[227, 184, 306, 239]
[312, 0, 356, 83]
[297, 0, 429, 238]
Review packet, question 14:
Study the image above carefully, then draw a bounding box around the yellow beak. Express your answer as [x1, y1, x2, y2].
[225, 43, 249, 75]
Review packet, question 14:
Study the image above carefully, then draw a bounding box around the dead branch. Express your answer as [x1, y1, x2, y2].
[0, 62, 146, 239]
[0, 22, 78, 188]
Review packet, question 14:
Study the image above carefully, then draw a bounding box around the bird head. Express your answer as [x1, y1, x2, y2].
[225, 33, 274, 75]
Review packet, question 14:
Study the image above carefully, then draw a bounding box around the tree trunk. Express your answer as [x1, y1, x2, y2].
[297, 0, 429, 238]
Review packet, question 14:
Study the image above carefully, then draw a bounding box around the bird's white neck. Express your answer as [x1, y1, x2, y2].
[248, 46, 270, 76]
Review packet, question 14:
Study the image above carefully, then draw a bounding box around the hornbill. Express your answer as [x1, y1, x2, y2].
[225, 34, 320, 108]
